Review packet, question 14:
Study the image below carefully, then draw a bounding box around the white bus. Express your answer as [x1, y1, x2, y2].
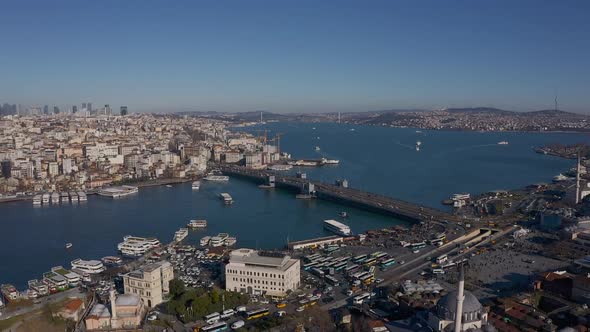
[352, 292, 371, 305]
[436, 254, 448, 264]
[204, 312, 221, 325]
[432, 268, 445, 275]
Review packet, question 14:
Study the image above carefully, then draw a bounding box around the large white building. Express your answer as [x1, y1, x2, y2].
[122, 261, 173, 308]
[225, 249, 300, 297]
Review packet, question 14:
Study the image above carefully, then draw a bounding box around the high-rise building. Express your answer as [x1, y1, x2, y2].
[225, 249, 300, 297]
[87, 102, 93, 114]
[1, 160, 11, 178]
[53, 106, 60, 114]
[122, 261, 173, 308]
[43, 105, 49, 115]
[72, 105, 78, 114]
[120, 106, 128, 116]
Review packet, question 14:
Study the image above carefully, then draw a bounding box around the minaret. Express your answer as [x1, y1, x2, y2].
[110, 287, 117, 320]
[576, 152, 581, 204]
[454, 263, 465, 332]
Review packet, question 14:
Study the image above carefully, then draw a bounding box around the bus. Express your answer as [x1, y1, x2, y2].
[334, 262, 348, 271]
[311, 268, 325, 278]
[198, 322, 228, 332]
[371, 252, 388, 260]
[303, 262, 317, 271]
[363, 277, 375, 285]
[363, 258, 377, 266]
[351, 271, 368, 280]
[325, 275, 340, 286]
[345, 264, 360, 274]
[304, 254, 321, 263]
[368, 266, 376, 274]
[326, 245, 340, 253]
[380, 258, 396, 269]
[246, 308, 269, 320]
[432, 268, 445, 275]
[436, 254, 448, 264]
[204, 312, 221, 325]
[353, 254, 367, 263]
[411, 242, 426, 249]
[352, 292, 371, 305]
[337, 256, 350, 263]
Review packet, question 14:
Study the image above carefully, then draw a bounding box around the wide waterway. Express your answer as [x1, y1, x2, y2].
[1, 123, 588, 289]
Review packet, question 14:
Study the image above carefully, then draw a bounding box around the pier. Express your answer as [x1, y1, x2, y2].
[220, 166, 461, 223]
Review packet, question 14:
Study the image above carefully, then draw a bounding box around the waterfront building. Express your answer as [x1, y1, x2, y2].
[225, 248, 300, 297]
[122, 261, 173, 307]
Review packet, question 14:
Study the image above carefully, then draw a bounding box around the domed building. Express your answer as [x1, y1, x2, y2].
[427, 264, 490, 332]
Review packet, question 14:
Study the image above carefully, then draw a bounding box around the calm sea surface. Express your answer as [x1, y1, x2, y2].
[1, 123, 587, 288]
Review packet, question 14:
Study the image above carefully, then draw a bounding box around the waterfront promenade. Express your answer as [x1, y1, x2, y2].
[220, 166, 461, 223]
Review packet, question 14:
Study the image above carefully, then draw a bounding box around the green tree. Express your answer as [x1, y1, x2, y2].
[169, 279, 185, 299]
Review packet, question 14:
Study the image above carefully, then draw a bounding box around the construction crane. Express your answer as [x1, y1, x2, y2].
[253, 129, 268, 145]
[267, 133, 284, 154]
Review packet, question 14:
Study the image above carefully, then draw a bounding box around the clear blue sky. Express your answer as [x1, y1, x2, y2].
[1, 0, 588, 113]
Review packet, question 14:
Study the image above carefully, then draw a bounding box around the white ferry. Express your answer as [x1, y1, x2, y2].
[497, 141, 509, 145]
[200, 236, 211, 246]
[321, 158, 340, 165]
[118, 235, 160, 257]
[220, 193, 233, 205]
[174, 228, 189, 242]
[203, 175, 229, 182]
[323, 219, 352, 236]
[224, 237, 237, 246]
[288, 160, 319, 167]
[98, 185, 138, 198]
[188, 220, 207, 228]
[192, 181, 201, 190]
[209, 236, 224, 247]
[101, 256, 123, 266]
[69, 192, 79, 202]
[51, 192, 60, 204]
[315, 146, 321, 151]
[33, 195, 42, 205]
[71, 259, 106, 274]
[77, 192, 87, 201]
[42, 193, 50, 204]
[267, 164, 293, 171]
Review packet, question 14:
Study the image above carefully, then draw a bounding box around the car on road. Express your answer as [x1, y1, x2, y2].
[296, 306, 305, 312]
[147, 313, 158, 321]
[231, 320, 245, 329]
[276, 310, 287, 317]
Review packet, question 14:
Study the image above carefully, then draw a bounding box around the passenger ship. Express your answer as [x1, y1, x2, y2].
[174, 228, 189, 242]
[71, 259, 106, 274]
[323, 219, 352, 236]
[187, 219, 207, 229]
[200, 236, 211, 246]
[117, 235, 160, 257]
[192, 181, 201, 190]
[203, 175, 229, 181]
[101, 256, 123, 266]
[219, 193, 233, 205]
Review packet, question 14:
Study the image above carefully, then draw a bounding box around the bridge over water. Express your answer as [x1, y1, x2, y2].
[219, 166, 461, 223]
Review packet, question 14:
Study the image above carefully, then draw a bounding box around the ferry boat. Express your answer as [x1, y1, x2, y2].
[321, 158, 340, 165]
[203, 175, 229, 181]
[188, 219, 207, 228]
[51, 192, 60, 204]
[33, 195, 42, 205]
[28, 280, 49, 296]
[51, 266, 80, 287]
[1, 284, 19, 302]
[220, 193, 233, 205]
[42, 193, 50, 204]
[174, 228, 189, 242]
[288, 160, 319, 167]
[69, 192, 79, 202]
[77, 192, 87, 201]
[416, 141, 422, 152]
[497, 141, 509, 145]
[200, 236, 211, 246]
[98, 185, 138, 198]
[71, 259, 106, 274]
[65, 243, 73, 249]
[101, 256, 123, 266]
[267, 164, 293, 171]
[224, 237, 237, 246]
[315, 146, 321, 151]
[118, 235, 160, 257]
[323, 219, 352, 236]
[209, 236, 224, 247]
[192, 181, 201, 190]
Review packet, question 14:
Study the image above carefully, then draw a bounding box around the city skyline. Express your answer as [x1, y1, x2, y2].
[1, 0, 589, 113]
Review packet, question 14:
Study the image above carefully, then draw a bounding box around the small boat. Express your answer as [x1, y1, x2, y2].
[65, 243, 73, 249]
[497, 141, 509, 145]
[166, 184, 173, 188]
[339, 212, 348, 218]
[416, 141, 421, 151]
[192, 181, 200, 190]
[220, 193, 233, 205]
[187, 219, 207, 228]
[315, 146, 321, 151]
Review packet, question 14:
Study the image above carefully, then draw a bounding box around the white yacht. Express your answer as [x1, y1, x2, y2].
[497, 141, 509, 145]
[174, 228, 189, 242]
[77, 192, 87, 201]
[203, 175, 229, 182]
[187, 220, 207, 228]
[321, 158, 340, 165]
[60, 192, 69, 203]
[315, 146, 321, 151]
[71, 259, 106, 274]
[51, 192, 60, 204]
[323, 219, 352, 236]
[33, 195, 42, 206]
[42, 193, 50, 204]
[200, 236, 211, 246]
[69, 192, 78, 202]
[192, 181, 201, 190]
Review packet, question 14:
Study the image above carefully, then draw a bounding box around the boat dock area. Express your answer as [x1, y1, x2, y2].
[220, 166, 460, 223]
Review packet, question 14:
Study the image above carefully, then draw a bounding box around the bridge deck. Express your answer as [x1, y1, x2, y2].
[220, 166, 460, 223]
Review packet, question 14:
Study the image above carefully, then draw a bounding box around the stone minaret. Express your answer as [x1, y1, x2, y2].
[454, 263, 465, 332]
[576, 152, 581, 204]
[110, 287, 117, 320]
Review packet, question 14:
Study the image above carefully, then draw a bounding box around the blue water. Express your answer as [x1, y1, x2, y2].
[1, 123, 587, 289]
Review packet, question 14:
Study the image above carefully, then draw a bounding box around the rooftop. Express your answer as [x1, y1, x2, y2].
[229, 248, 297, 270]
